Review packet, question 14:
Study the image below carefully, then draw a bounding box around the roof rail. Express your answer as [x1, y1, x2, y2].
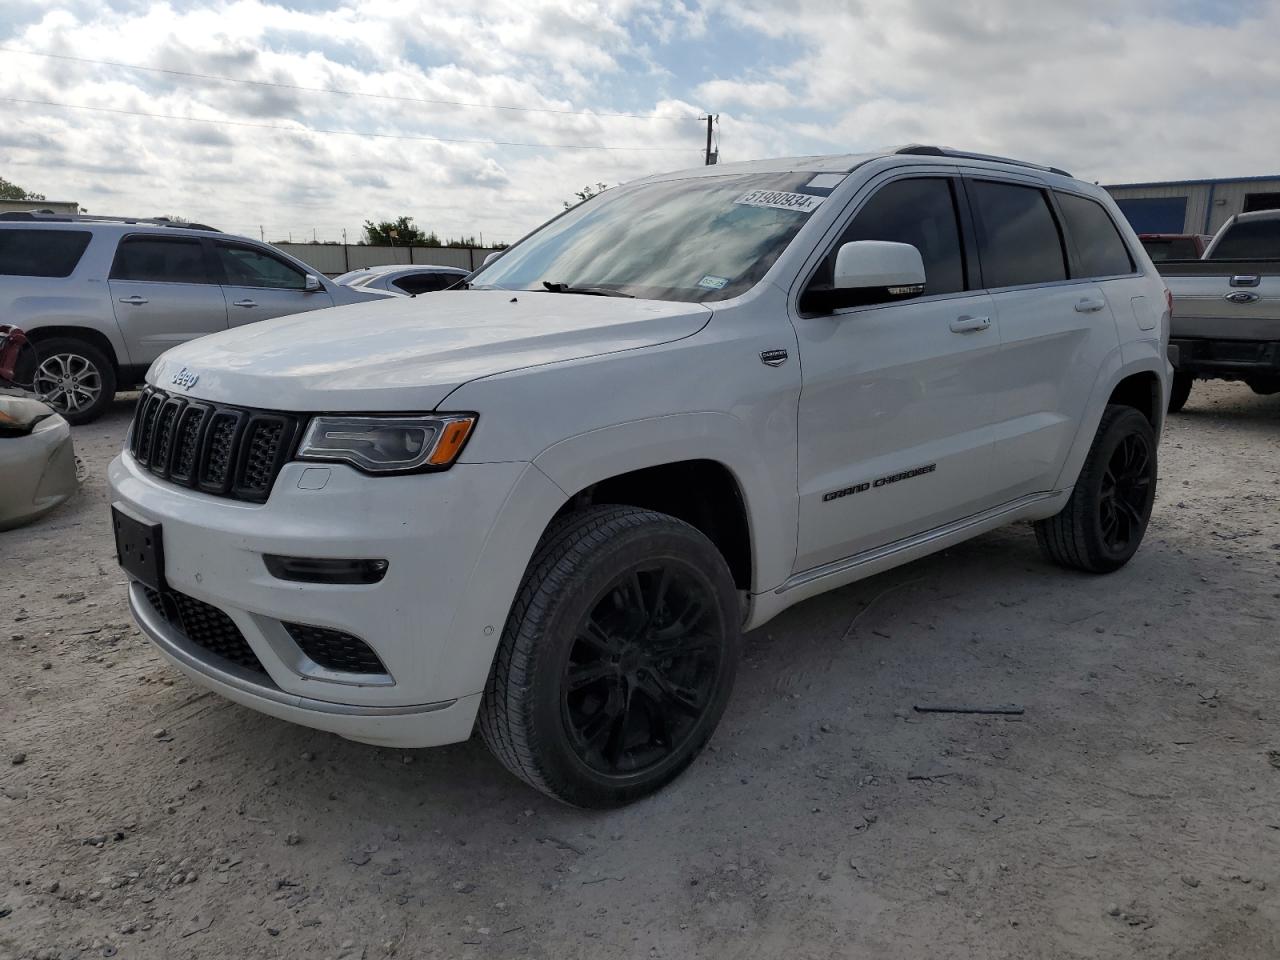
[894, 144, 1072, 179]
[0, 212, 221, 231]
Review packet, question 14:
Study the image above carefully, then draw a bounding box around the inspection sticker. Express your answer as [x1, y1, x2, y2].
[734, 190, 825, 214]
[697, 275, 730, 290]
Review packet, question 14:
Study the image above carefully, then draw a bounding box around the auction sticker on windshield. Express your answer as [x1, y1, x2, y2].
[735, 190, 825, 214]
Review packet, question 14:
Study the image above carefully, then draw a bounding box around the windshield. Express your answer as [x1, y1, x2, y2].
[470, 172, 838, 302]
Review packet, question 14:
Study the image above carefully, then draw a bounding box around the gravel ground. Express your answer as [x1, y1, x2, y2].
[2, 381, 1279, 960]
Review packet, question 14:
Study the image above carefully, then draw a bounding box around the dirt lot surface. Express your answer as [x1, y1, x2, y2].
[3, 381, 1279, 960]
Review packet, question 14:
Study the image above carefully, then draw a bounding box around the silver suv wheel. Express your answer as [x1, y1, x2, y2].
[34, 350, 104, 416]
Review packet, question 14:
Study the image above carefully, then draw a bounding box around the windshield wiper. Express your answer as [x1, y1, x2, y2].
[541, 280, 634, 298]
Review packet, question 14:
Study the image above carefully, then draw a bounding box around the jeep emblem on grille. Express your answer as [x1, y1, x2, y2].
[171, 367, 200, 390]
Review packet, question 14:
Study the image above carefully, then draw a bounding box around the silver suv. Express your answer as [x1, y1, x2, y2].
[0, 214, 390, 423]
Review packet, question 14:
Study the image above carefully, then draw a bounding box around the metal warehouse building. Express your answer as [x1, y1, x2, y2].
[1104, 176, 1280, 237]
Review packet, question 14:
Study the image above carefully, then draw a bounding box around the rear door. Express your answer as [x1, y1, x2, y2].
[213, 240, 334, 328]
[792, 173, 1001, 572]
[107, 234, 228, 364]
[966, 177, 1121, 503]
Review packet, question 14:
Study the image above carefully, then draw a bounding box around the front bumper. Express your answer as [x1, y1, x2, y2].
[0, 414, 81, 532]
[1170, 337, 1280, 380]
[109, 450, 560, 747]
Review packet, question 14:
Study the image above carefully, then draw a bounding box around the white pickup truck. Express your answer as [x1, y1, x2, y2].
[1159, 209, 1280, 411]
[109, 146, 1169, 806]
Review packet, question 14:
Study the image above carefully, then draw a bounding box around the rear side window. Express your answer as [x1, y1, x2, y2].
[0, 229, 91, 278]
[1057, 193, 1134, 277]
[1209, 219, 1280, 259]
[970, 181, 1067, 288]
[111, 236, 210, 284]
[393, 272, 458, 295]
[809, 177, 967, 301]
[1141, 237, 1200, 261]
[216, 243, 306, 289]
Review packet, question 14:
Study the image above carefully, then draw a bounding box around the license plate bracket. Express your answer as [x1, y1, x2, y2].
[112, 505, 166, 591]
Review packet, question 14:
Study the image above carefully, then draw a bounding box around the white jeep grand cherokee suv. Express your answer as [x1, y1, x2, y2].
[109, 146, 1170, 806]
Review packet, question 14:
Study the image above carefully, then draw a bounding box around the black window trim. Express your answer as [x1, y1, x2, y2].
[212, 238, 309, 290]
[794, 171, 982, 318]
[1052, 188, 1140, 282]
[108, 232, 216, 286]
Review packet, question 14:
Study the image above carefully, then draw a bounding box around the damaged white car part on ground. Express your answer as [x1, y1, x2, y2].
[0, 390, 82, 531]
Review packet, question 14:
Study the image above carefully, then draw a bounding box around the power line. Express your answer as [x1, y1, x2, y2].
[0, 96, 688, 151]
[0, 47, 704, 123]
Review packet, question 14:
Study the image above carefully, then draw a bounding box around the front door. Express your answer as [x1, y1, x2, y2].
[213, 241, 334, 329]
[107, 234, 228, 365]
[793, 175, 1002, 573]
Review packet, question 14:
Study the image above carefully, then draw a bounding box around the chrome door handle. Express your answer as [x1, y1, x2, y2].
[231, 299, 258, 308]
[118, 296, 149, 305]
[949, 315, 991, 333]
[1075, 298, 1106, 313]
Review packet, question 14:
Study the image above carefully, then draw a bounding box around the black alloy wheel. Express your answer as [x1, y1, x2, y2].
[479, 505, 740, 807]
[1098, 432, 1154, 554]
[561, 563, 722, 777]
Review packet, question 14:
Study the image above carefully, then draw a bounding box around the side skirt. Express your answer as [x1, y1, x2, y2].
[744, 489, 1070, 630]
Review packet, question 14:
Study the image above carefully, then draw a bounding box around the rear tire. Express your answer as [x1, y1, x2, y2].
[479, 505, 741, 808]
[31, 337, 116, 425]
[1167, 372, 1193, 413]
[1034, 405, 1157, 574]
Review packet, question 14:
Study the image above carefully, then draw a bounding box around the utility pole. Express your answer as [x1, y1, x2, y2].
[259, 225, 264, 241]
[704, 114, 718, 165]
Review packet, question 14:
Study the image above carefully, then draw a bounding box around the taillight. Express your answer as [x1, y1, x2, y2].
[1164, 287, 1173, 316]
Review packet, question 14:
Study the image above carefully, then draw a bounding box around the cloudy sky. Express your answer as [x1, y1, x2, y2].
[1, 0, 1277, 244]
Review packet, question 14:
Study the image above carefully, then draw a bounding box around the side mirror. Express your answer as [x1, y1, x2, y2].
[833, 240, 926, 292]
[304, 274, 323, 292]
[482, 250, 502, 266]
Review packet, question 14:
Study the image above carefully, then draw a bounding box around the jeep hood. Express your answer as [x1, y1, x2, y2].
[148, 291, 712, 411]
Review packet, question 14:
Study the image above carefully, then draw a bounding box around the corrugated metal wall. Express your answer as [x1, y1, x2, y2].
[274, 243, 501, 276]
[1106, 179, 1280, 235]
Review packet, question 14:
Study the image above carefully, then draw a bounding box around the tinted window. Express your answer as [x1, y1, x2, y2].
[394, 272, 458, 295]
[0, 229, 92, 278]
[217, 244, 306, 289]
[807, 178, 966, 305]
[110, 236, 210, 284]
[1057, 193, 1134, 277]
[1140, 236, 1203, 261]
[971, 181, 1067, 288]
[1209, 219, 1280, 259]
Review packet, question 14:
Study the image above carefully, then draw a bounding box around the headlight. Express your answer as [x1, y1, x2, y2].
[296, 414, 476, 474]
[0, 393, 55, 436]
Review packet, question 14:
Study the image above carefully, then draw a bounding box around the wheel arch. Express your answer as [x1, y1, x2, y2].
[1053, 354, 1166, 493]
[25, 325, 122, 374]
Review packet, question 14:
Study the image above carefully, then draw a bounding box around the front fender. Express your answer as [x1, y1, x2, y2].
[532, 412, 796, 595]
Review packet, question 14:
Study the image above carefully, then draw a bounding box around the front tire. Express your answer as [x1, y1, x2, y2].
[1167, 372, 1193, 413]
[1035, 405, 1157, 574]
[479, 505, 741, 807]
[31, 337, 116, 425]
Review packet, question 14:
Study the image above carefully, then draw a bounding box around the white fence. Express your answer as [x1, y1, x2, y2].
[274, 243, 501, 277]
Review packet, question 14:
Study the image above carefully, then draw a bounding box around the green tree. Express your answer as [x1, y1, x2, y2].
[0, 176, 46, 201]
[362, 216, 429, 245]
[564, 183, 608, 210]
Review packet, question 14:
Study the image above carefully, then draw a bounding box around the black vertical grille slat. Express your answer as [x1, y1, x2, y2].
[169, 404, 208, 482]
[236, 416, 288, 497]
[149, 397, 185, 475]
[132, 390, 164, 462]
[128, 388, 297, 502]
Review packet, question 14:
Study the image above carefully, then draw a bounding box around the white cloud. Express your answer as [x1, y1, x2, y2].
[1, 0, 1277, 246]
